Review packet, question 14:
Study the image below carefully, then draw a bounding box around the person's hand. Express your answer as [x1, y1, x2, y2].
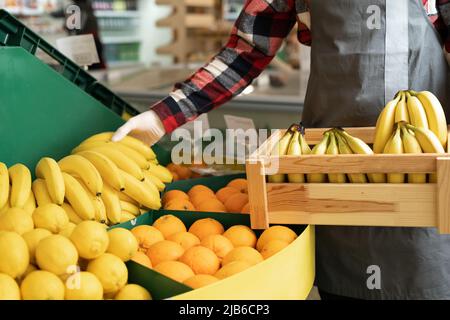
[112, 110, 166, 146]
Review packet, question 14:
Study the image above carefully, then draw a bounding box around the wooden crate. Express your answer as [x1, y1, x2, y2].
[245, 127, 450, 233]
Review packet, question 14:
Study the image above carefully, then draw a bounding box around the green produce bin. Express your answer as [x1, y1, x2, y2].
[0, 9, 169, 168]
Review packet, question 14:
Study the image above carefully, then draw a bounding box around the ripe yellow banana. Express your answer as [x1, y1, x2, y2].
[101, 184, 122, 225]
[335, 132, 367, 183]
[35, 157, 65, 205]
[62, 172, 95, 221]
[120, 169, 161, 210]
[147, 163, 173, 184]
[142, 170, 166, 192]
[400, 126, 426, 183]
[77, 150, 125, 191]
[299, 131, 312, 155]
[337, 129, 386, 183]
[74, 141, 149, 169]
[414, 91, 447, 147]
[0, 162, 9, 210]
[120, 212, 136, 223]
[32, 179, 53, 206]
[90, 147, 144, 181]
[405, 124, 445, 153]
[8, 163, 32, 208]
[383, 127, 404, 183]
[59, 155, 103, 196]
[73, 176, 107, 224]
[61, 202, 83, 224]
[80, 132, 156, 160]
[326, 132, 346, 183]
[307, 132, 330, 183]
[268, 129, 294, 183]
[373, 94, 401, 153]
[23, 192, 36, 216]
[405, 91, 429, 129]
[115, 189, 139, 205]
[287, 130, 305, 183]
[394, 92, 409, 123]
[119, 201, 141, 216]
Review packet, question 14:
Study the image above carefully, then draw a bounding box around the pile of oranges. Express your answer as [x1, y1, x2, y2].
[161, 178, 250, 214]
[166, 163, 204, 181]
[129, 214, 297, 289]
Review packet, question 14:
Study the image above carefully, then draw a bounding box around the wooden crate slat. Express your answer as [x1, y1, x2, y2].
[246, 160, 270, 229]
[437, 157, 450, 234]
[265, 153, 449, 174]
[265, 183, 436, 227]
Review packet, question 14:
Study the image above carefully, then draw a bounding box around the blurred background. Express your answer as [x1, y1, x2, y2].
[0, 0, 311, 130]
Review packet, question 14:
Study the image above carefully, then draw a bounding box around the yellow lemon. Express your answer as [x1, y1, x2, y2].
[70, 221, 109, 259]
[0, 273, 21, 300]
[35, 235, 78, 276]
[114, 284, 152, 300]
[107, 228, 138, 262]
[32, 204, 69, 233]
[22, 228, 52, 264]
[59, 222, 77, 238]
[64, 271, 103, 300]
[0, 207, 34, 235]
[87, 253, 128, 294]
[0, 231, 29, 278]
[21, 270, 64, 300]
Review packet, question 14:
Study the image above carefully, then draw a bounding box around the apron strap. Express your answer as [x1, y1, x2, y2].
[385, 0, 409, 102]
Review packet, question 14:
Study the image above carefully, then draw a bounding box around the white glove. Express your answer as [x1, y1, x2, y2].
[112, 110, 166, 146]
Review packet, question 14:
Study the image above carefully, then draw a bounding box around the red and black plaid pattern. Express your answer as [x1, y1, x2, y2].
[152, 0, 450, 133]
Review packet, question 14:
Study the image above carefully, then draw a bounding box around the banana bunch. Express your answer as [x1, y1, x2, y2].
[373, 90, 448, 153]
[267, 124, 311, 183]
[1, 133, 171, 227]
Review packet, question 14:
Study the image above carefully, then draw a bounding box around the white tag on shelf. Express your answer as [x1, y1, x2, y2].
[224, 114, 256, 131]
[56, 34, 100, 67]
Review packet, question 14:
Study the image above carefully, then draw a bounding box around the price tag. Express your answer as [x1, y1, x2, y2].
[224, 115, 256, 131]
[56, 34, 100, 67]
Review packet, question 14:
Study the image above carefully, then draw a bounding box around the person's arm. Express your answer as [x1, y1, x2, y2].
[113, 0, 297, 143]
[434, 1, 450, 64]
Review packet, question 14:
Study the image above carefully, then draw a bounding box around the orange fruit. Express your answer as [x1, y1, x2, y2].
[215, 187, 240, 204]
[190, 192, 217, 208]
[176, 166, 192, 180]
[196, 199, 227, 213]
[240, 203, 250, 214]
[222, 247, 263, 266]
[131, 225, 164, 252]
[179, 246, 220, 275]
[188, 218, 224, 240]
[166, 163, 178, 172]
[184, 275, 218, 289]
[223, 225, 257, 248]
[153, 261, 194, 283]
[260, 240, 289, 259]
[227, 179, 248, 193]
[224, 193, 249, 213]
[131, 251, 152, 269]
[214, 261, 251, 280]
[201, 235, 234, 260]
[172, 172, 180, 181]
[146, 240, 184, 266]
[164, 199, 196, 211]
[152, 214, 187, 238]
[167, 232, 200, 250]
[162, 190, 189, 206]
[188, 185, 215, 198]
[256, 226, 297, 251]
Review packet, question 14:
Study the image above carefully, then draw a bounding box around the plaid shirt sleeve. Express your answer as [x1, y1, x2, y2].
[151, 0, 297, 133]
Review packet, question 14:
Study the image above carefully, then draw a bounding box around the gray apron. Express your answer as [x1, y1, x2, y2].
[302, 0, 450, 299]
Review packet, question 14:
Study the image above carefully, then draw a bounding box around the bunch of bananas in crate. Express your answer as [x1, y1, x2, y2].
[0, 132, 173, 226]
[269, 90, 448, 184]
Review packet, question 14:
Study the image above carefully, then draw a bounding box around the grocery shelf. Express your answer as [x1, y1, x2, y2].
[94, 10, 141, 18]
[101, 36, 142, 44]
